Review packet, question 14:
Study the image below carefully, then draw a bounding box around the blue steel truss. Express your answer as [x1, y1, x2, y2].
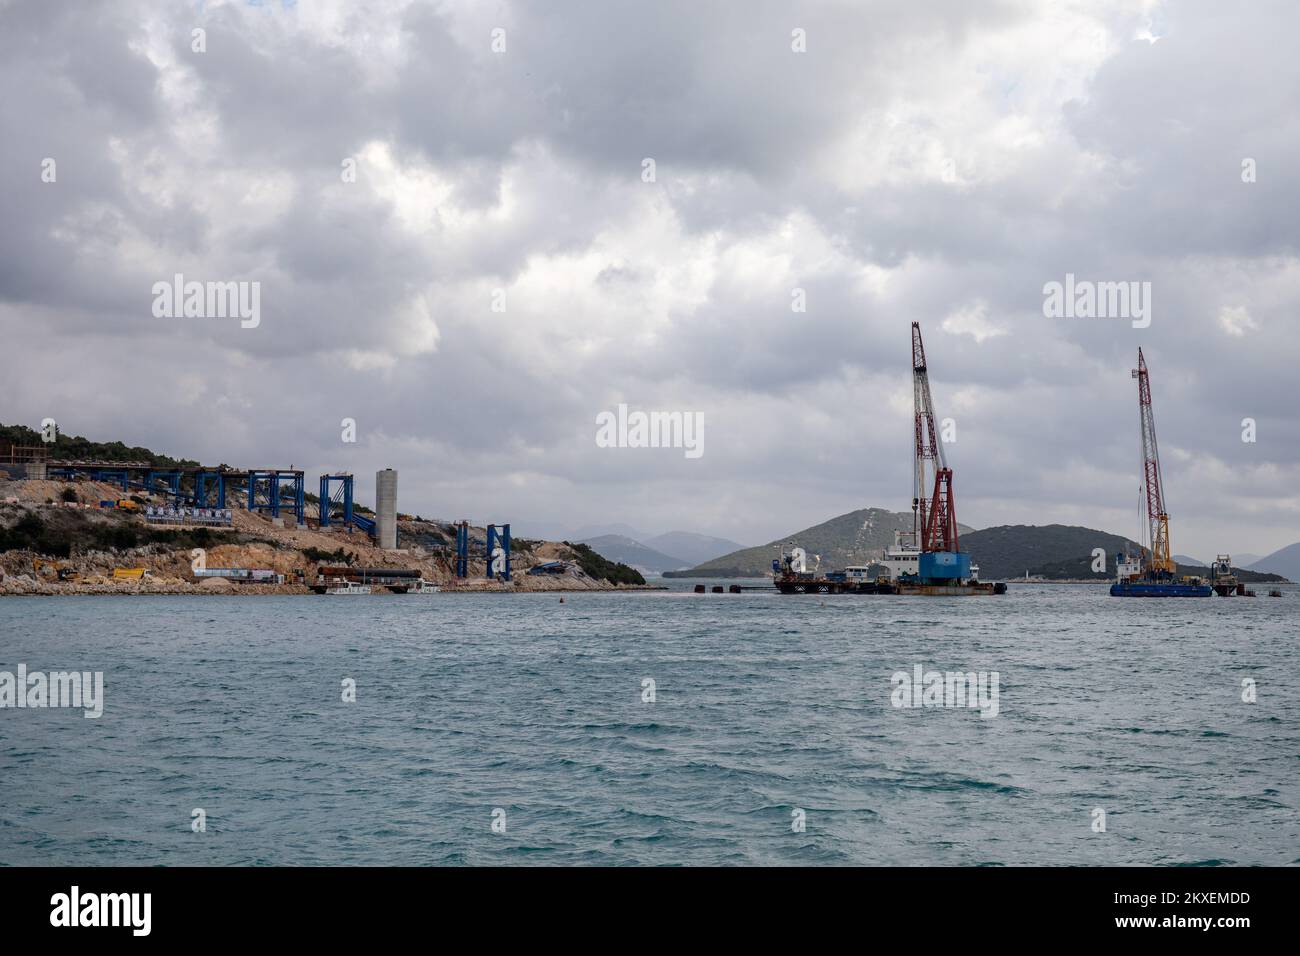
[89, 469, 130, 491]
[143, 470, 184, 501]
[193, 471, 227, 509]
[318, 474, 355, 528]
[246, 470, 304, 524]
[455, 521, 469, 578]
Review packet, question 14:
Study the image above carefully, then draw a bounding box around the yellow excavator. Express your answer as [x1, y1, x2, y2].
[33, 559, 81, 582]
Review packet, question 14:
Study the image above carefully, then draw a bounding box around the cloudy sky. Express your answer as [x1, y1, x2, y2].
[2, 0, 1297, 557]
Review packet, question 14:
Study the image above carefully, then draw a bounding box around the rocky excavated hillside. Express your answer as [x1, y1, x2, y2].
[0, 475, 648, 595]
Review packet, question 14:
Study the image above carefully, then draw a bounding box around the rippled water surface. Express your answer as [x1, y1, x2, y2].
[1, 583, 1296, 865]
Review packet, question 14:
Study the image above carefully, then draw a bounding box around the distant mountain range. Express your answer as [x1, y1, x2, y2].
[577, 535, 689, 573]
[577, 529, 748, 573]
[663, 512, 1291, 582]
[570, 522, 656, 543]
[645, 531, 747, 566]
[1246, 542, 1300, 581]
[663, 508, 975, 578]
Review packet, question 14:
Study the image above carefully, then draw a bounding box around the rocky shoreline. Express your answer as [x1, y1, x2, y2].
[0, 579, 661, 596]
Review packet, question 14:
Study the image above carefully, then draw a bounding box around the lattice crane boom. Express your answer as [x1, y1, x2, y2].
[911, 322, 958, 553]
[1133, 348, 1174, 574]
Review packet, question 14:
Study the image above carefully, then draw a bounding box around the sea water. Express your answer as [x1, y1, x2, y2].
[0, 583, 1295, 865]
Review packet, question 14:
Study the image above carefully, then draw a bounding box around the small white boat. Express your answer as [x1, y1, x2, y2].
[408, 579, 440, 594]
[324, 581, 371, 595]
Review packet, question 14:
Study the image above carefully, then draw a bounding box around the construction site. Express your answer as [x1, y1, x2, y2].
[0, 441, 647, 595]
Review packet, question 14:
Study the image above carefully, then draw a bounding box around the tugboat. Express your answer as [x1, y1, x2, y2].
[1110, 349, 1211, 598]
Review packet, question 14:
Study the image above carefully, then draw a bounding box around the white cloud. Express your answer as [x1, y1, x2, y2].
[941, 301, 1006, 344]
[1217, 305, 1257, 337]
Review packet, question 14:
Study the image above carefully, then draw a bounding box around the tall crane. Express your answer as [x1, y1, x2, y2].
[1132, 348, 1174, 574]
[911, 322, 959, 553]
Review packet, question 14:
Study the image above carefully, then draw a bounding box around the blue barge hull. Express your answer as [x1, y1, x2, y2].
[1110, 582, 1213, 597]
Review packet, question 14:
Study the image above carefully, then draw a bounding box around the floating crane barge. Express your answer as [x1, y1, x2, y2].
[1111, 349, 1212, 597]
[774, 322, 1005, 596]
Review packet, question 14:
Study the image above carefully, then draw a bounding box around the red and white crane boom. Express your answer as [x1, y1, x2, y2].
[911, 322, 959, 553]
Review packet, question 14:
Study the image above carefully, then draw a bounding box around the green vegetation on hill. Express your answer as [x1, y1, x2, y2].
[0, 423, 197, 468]
[963, 524, 1288, 582]
[660, 514, 1292, 583]
[0, 510, 251, 558]
[1029, 552, 1285, 583]
[566, 542, 646, 586]
[301, 546, 359, 565]
[961, 525, 1138, 580]
[664, 508, 974, 578]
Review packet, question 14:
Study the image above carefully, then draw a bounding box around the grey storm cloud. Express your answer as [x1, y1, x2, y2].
[1, 0, 1297, 556]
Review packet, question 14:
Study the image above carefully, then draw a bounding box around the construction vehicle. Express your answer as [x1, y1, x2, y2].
[115, 498, 141, 511]
[112, 567, 151, 580]
[1111, 349, 1211, 597]
[33, 559, 81, 582]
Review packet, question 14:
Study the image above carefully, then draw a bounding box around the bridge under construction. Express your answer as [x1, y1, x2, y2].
[0, 445, 376, 537]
